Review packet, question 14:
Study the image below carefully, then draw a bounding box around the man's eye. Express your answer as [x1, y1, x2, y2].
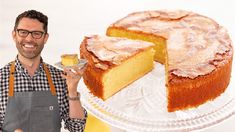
[20, 31, 28, 34]
[33, 32, 42, 36]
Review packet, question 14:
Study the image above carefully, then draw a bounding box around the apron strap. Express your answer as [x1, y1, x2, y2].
[43, 63, 57, 96]
[9, 61, 57, 96]
[9, 62, 15, 97]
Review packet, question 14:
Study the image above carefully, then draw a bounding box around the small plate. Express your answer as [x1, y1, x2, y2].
[54, 59, 88, 70]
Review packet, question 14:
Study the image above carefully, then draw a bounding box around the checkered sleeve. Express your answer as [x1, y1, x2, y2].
[0, 65, 9, 131]
[60, 83, 87, 132]
[0, 71, 3, 130]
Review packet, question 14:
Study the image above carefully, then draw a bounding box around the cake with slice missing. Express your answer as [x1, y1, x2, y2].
[80, 35, 155, 100]
[106, 10, 233, 112]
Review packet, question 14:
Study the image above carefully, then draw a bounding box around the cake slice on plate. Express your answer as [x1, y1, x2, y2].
[61, 54, 79, 66]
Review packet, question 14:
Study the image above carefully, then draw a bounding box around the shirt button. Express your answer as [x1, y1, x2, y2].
[49, 106, 54, 110]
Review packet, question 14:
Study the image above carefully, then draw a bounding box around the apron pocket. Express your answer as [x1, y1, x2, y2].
[30, 106, 61, 132]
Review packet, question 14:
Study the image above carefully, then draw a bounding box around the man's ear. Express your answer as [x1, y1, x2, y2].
[43, 33, 49, 44]
[12, 30, 16, 42]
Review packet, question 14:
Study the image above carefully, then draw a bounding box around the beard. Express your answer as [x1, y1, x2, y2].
[15, 40, 44, 59]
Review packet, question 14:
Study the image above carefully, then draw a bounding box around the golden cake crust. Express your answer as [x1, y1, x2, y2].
[107, 10, 233, 112]
[80, 37, 106, 98]
[167, 50, 233, 112]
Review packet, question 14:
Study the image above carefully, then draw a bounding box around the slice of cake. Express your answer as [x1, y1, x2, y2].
[61, 54, 79, 66]
[80, 35, 155, 100]
[106, 10, 233, 112]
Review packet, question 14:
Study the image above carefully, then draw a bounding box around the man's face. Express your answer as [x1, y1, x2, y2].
[12, 17, 49, 59]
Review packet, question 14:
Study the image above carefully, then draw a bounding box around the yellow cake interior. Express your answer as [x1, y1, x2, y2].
[107, 29, 170, 89]
[61, 54, 79, 66]
[102, 48, 155, 99]
[107, 28, 166, 64]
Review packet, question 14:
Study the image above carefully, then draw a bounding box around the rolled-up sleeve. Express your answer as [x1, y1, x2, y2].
[59, 83, 87, 132]
[63, 109, 87, 132]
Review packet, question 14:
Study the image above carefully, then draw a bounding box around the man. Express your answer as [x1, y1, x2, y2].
[0, 10, 87, 132]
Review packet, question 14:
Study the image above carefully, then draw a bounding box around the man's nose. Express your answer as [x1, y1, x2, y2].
[25, 33, 34, 41]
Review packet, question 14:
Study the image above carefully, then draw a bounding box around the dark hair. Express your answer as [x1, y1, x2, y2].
[14, 10, 48, 33]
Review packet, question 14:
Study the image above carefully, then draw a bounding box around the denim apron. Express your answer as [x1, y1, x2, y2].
[2, 62, 61, 132]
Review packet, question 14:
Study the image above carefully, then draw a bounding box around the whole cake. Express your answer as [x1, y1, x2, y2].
[106, 10, 233, 112]
[80, 35, 155, 100]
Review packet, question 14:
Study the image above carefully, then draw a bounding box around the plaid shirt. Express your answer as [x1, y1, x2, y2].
[0, 57, 87, 132]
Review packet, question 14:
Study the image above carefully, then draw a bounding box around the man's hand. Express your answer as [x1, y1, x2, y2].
[61, 65, 87, 96]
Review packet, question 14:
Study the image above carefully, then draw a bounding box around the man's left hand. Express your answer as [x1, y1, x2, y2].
[61, 65, 87, 96]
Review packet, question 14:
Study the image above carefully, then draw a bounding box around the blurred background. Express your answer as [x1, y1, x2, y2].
[1, 0, 235, 131]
